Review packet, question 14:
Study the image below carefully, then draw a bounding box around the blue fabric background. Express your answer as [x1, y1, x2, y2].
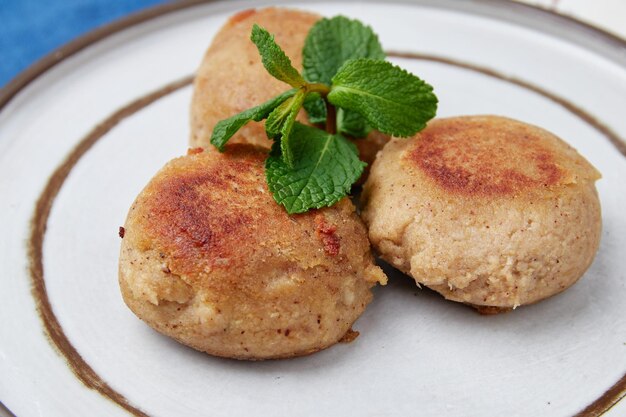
[0, 0, 167, 87]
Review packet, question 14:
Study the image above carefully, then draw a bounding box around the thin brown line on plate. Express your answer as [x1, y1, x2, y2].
[26, 54, 626, 416]
[574, 373, 626, 417]
[27, 76, 192, 417]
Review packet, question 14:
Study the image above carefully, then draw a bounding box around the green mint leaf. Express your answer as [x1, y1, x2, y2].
[337, 108, 371, 138]
[265, 123, 365, 214]
[303, 16, 385, 86]
[279, 91, 306, 169]
[211, 89, 297, 151]
[251, 24, 306, 88]
[328, 59, 437, 137]
[303, 93, 326, 124]
[265, 94, 297, 138]
[265, 89, 306, 168]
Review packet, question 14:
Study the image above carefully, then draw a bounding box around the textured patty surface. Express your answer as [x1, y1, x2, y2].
[119, 145, 386, 359]
[189, 7, 389, 167]
[361, 115, 601, 311]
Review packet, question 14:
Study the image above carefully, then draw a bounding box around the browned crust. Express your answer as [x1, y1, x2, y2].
[126, 145, 375, 291]
[138, 146, 267, 277]
[405, 116, 599, 198]
[409, 117, 561, 196]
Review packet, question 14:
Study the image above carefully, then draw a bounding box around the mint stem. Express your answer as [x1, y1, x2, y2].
[307, 83, 331, 96]
[325, 103, 337, 134]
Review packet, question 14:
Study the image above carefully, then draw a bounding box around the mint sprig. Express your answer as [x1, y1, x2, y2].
[208, 16, 438, 214]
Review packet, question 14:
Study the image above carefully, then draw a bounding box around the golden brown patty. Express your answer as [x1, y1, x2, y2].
[119, 145, 386, 359]
[361, 115, 601, 310]
[189, 7, 389, 168]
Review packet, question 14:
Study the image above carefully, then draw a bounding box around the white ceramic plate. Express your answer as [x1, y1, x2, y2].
[1, 1, 625, 416]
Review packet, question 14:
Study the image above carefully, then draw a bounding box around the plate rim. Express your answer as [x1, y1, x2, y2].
[2, 1, 626, 416]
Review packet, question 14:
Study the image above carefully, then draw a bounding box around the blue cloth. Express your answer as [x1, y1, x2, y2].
[0, 0, 167, 87]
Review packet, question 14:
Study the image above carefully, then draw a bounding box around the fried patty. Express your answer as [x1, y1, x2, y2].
[189, 7, 389, 168]
[361, 115, 601, 311]
[119, 145, 386, 359]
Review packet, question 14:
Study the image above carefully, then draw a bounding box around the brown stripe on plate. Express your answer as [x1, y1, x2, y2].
[575, 374, 626, 416]
[28, 76, 192, 417]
